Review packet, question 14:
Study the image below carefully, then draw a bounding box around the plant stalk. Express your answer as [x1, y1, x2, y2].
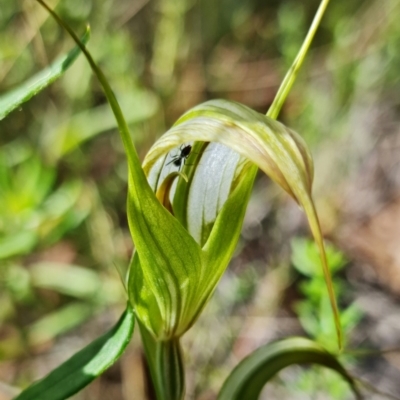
[266, 0, 342, 350]
[139, 322, 185, 400]
[267, 0, 331, 120]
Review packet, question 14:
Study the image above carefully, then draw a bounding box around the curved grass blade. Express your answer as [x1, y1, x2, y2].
[14, 305, 134, 400]
[0, 29, 90, 121]
[218, 337, 361, 400]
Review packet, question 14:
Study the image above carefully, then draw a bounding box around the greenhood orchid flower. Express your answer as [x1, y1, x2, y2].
[127, 99, 329, 343]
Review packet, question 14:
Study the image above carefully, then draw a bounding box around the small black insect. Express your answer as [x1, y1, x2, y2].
[167, 144, 192, 170]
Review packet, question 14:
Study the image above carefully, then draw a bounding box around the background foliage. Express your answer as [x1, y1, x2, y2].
[1, 0, 400, 398]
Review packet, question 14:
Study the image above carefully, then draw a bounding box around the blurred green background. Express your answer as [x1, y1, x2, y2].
[1, 0, 400, 398]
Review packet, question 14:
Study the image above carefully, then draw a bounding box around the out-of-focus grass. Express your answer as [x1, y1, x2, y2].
[1, 0, 400, 398]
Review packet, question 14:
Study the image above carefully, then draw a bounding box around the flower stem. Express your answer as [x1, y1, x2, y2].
[267, 0, 331, 120]
[139, 322, 185, 400]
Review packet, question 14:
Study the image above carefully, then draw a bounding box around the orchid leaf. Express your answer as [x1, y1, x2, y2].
[218, 337, 361, 400]
[14, 305, 134, 400]
[0, 29, 90, 121]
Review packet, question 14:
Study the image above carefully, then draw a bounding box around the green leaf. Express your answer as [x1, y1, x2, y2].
[14, 305, 134, 400]
[42, 89, 159, 161]
[27, 303, 94, 347]
[218, 337, 361, 400]
[29, 263, 101, 300]
[0, 231, 37, 260]
[0, 29, 90, 121]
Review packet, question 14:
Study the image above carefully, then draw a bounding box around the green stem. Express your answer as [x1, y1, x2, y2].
[266, 0, 342, 350]
[267, 0, 331, 120]
[139, 322, 185, 400]
[35, 0, 141, 176]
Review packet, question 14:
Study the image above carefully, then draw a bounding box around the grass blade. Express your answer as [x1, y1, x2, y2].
[0, 29, 90, 121]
